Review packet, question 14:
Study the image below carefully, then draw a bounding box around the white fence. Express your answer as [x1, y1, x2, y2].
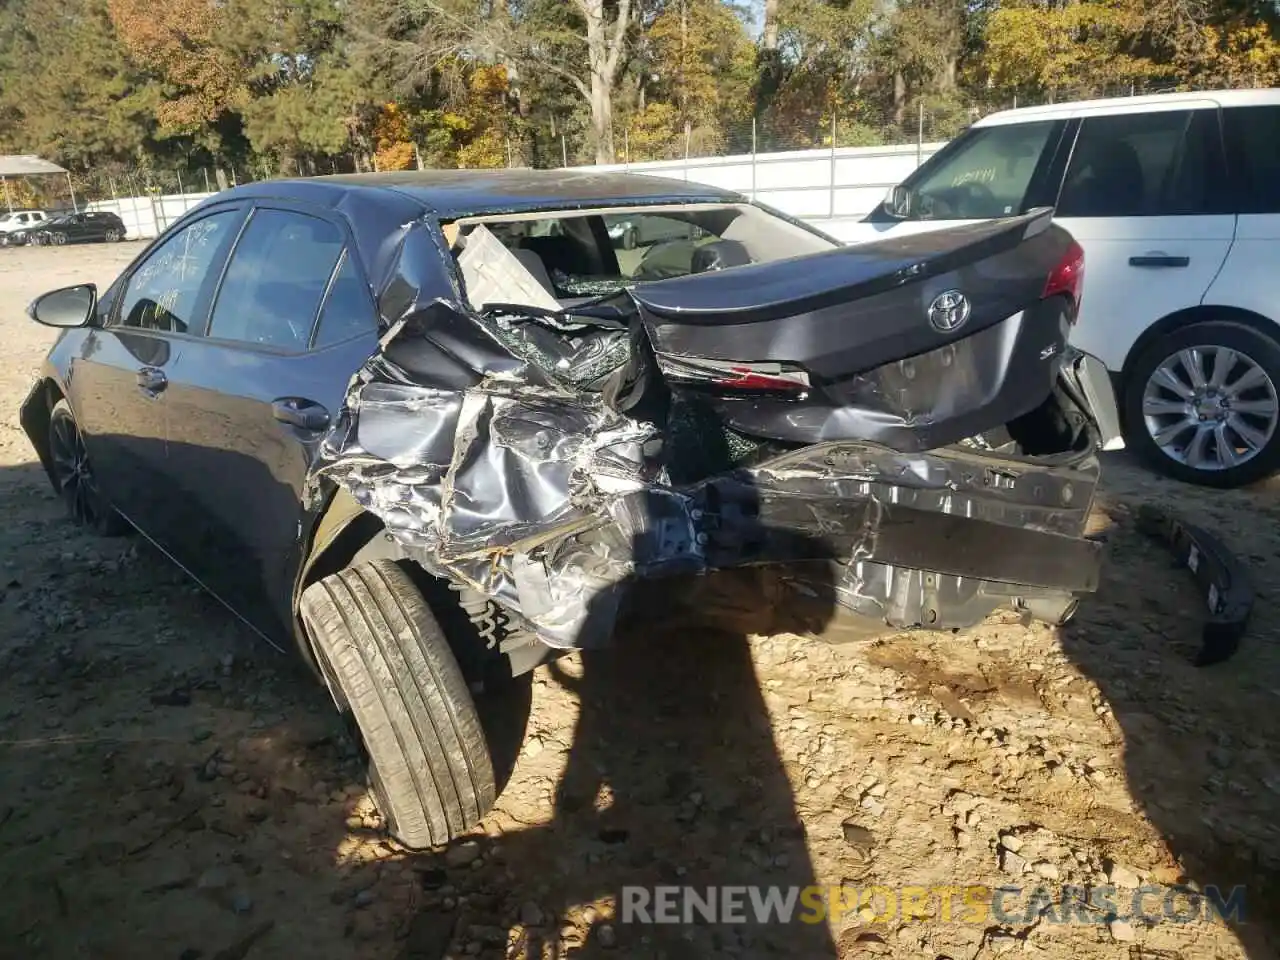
[587, 140, 946, 239]
[85, 192, 213, 240]
[85, 140, 947, 241]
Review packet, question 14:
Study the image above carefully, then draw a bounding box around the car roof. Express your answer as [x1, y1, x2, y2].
[219, 168, 744, 219]
[974, 88, 1280, 127]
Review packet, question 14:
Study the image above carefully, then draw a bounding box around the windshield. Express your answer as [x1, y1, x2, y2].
[891, 120, 1057, 221]
[449, 202, 839, 307]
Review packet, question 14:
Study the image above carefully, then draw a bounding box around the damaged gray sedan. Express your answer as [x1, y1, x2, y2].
[20, 170, 1122, 847]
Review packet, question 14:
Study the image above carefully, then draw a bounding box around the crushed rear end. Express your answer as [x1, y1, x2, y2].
[312, 208, 1122, 650]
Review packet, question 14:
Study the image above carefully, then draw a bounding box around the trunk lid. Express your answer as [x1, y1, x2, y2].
[629, 209, 1059, 379]
[621, 208, 1078, 451]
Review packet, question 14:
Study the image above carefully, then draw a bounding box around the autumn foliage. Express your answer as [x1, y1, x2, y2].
[0, 0, 1278, 183]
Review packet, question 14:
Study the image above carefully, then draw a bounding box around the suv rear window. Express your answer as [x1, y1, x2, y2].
[1223, 105, 1280, 215]
[1057, 109, 1220, 218]
[889, 120, 1058, 221]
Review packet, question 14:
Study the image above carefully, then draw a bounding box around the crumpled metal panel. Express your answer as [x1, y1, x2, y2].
[311, 217, 1102, 651]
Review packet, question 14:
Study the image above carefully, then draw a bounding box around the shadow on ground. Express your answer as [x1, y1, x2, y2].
[1056, 455, 1280, 958]
[0, 452, 844, 958]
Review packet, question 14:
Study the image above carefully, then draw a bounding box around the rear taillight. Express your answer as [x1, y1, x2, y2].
[1043, 239, 1085, 319]
[655, 355, 811, 396]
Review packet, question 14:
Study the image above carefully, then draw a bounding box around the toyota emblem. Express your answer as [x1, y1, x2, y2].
[928, 290, 971, 333]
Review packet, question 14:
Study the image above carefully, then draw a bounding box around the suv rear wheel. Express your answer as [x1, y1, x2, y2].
[1122, 321, 1280, 488]
[299, 560, 497, 849]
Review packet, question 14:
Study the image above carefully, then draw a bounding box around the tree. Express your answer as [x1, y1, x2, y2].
[358, 0, 644, 162]
[979, 0, 1158, 99]
[228, 0, 376, 172]
[639, 0, 754, 151]
[0, 0, 158, 169]
[107, 0, 249, 136]
[756, 0, 877, 147]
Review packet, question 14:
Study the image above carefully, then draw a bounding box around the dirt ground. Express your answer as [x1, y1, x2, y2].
[1, 243, 1278, 960]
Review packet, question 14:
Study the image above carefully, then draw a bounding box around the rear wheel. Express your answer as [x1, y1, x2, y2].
[1122, 321, 1280, 488]
[104, 229, 121, 242]
[47, 400, 129, 535]
[299, 560, 497, 849]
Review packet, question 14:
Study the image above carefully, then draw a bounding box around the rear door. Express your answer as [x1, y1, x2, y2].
[1206, 104, 1280, 319]
[71, 205, 246, 539]
[158, 203, 381, 635]
[1052, 103, 1235, 372]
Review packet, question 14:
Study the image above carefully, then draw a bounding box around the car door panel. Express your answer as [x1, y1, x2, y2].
[73, 206, 246, 547]
[68, 328, 179, 534]
[154, 205, 380, 637]
[162, 335, 377, 636]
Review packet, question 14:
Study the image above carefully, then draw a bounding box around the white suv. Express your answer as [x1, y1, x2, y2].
[844, 89, 1280, 488]
[0, 209, 47, 235]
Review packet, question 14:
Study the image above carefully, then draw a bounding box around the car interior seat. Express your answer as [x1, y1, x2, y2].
[510, 247, 557, 297]
[518, 235, 594, 278]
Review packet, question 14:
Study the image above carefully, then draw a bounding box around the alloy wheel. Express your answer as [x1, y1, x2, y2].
[48, 410, 106, 527]
[1141, 344, 1280, 472]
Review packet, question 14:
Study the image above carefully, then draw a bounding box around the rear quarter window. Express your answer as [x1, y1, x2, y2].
[1223, 105, 1280, 215]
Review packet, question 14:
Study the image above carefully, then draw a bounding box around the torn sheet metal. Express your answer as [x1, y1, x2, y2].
[311, 215, 1111, 651]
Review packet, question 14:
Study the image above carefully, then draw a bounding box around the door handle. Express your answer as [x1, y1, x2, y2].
[136, 366, 167, 394]
[272, 397, 330, 431]
[1129, 254, 1190, 268]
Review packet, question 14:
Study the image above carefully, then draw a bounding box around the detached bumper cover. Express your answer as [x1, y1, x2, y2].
[1136, 505, 1253, 666]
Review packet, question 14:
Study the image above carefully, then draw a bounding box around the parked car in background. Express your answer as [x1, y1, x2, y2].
[845, 89, 1280, 488]
[0, 209, 48, 242]
[19, 170, 1118, 849]
[29, 211, 126, 246]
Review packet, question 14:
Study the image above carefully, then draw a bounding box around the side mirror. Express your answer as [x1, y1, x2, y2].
[28, 283, 97, 328]
[886, 184, 912, 218]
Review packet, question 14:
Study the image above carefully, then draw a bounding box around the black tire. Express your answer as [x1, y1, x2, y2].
[298, 560, 497, 849]
[47, 400, 130, 536]
[1122, 320, 1280, 488]
[51, 233, 66, 245]
[104, 229, 121, 242]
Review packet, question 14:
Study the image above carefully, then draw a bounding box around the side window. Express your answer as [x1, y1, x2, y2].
[207, 208, 345, 350]
[116, 210, 239, 333]
[1224, 105, 1280, 215]
[902, 120, 1057, 220]
[1058, 109, 1216, 218]
[312, 251, 378, 348]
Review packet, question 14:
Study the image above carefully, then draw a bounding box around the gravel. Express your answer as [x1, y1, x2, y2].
[1, 244, 1277, 959]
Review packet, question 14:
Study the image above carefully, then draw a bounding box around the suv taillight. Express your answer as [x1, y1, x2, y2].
[1043, 239, 1084, 319]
